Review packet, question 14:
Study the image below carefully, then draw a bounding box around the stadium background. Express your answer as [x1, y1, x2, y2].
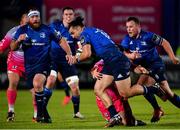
[0, 0, 180, 89]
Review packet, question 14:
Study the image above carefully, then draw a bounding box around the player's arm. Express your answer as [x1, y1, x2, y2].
[0, 36, 12, 54]
[75, 44, 92, 63]
[161, 39, 179, 64]
[124, 51, 141, 60]
[120, 36, 141, 60]
[59, 37, 74, 65]
[10, 34, 26, 51]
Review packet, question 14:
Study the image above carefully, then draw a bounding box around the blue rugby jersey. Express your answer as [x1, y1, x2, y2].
[13, 24, 62, 72]
[49, 20, 77, 61]
[121, 30, 163, 63]
[79, 27, 123, 61]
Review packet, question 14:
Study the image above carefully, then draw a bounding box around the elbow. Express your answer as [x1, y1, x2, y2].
[85, 51, 92, 58]
[10, 44, 17, 51]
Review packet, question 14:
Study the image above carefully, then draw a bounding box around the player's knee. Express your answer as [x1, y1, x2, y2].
[119, 90, 130, 98]
[66, 75, 79, 88]
[94, 87, 103, 97]
[33, 79, 44, 90]
[46, 75, 57, 88]
[9, 81, 18, 89]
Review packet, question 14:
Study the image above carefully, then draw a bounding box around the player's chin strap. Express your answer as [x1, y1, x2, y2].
[28, 10, 40, 18]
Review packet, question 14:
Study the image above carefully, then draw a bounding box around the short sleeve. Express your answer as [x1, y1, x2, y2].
[79, 32, 91, 46]
[151, 33, 163, 46]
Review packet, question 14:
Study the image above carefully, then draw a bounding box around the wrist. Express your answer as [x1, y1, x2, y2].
[75, 55, 80, 63]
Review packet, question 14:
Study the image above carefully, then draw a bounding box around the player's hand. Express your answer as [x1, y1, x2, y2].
[132, 51, 141, 60]
[91, 68, 103, 80]
[66, 54, 75, 65]
[17, 34, 27, 42]
[134, 65, 149, 74]
[129, 51, 141, 60]
[171, 57, 180, 64]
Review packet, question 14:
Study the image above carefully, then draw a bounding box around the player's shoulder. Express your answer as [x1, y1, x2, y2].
[49, 20, 63, 28]
[122, 34, 131, 41]
[140, 30, 154, 39]
[141, 30, 154, 36]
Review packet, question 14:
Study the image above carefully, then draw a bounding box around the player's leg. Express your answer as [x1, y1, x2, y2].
[30, 88, 37, 122]
[137, 75, 164, 122]
[96, 96, 111, 121]
[33, 73, 46, 122]
[121, 98, 146, 126]
[6, 72, 19, 122]
[60, 63, 84, 119]
[43, 70, 57, 123]
[160, 80, 180, 108]
[94, 74, 122, 127]
[57, 72, 71, 106]
[149, 64, 180, 108]
[65, 75, 84, 118]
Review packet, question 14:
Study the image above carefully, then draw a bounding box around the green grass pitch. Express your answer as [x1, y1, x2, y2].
[0, 89, 180, 129]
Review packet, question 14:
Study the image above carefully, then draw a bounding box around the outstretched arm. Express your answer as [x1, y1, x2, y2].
[59, 37, 74, 65]
[0, 36, 12, 54]
[161, 39, 179, 64]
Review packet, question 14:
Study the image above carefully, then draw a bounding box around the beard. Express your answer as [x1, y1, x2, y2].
[29, 21, 41, 29]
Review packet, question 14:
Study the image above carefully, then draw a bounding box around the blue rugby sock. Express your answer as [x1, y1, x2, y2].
[43, 87, 53, 118]
[60, 81, 70, 97]
[35, 91, 44, 119]
[169, 93, 180, 108]
[143, 85, 158, 95]
[71, 95, 80, 114]
[108, 105, 118, 118]
[144, 93, 160, 109]
[43, 87, 52, 107]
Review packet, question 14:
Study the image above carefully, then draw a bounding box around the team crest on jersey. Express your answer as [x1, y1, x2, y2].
[40, 32, 46, 38]
[130, 41, 133, 45]
[141, 41, 147, 46]
[80, 36, 85, 44]
[31, 39, 37, 43]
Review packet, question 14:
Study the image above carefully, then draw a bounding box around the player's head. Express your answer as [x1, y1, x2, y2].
[62, 7, 75, 26]
[126, 16, 141, 38]
[20, 13, 29, 26]
[28, 9, 41, 29]
[69, 16, 84, 39]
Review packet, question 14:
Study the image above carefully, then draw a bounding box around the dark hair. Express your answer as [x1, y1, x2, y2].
[127, 16, 140, 25]
[69, 16, 84, 28]
[62, 6, 74, 13]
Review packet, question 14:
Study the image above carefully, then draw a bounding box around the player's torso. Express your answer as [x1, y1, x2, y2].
[22, 24, 52, 67]
[81, 27, 118, 57]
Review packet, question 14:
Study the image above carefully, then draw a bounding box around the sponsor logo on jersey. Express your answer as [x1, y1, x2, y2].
[117, 74, 123, 79]
[130, 41, 133, 45]
[40, 32, 46, 38]
[80, 36, 85, 44]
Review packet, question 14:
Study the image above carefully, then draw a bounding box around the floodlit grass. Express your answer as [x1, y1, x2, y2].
[0, 89, 180, 129]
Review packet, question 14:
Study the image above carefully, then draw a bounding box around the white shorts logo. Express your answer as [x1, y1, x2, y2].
[117, 74, 123, 79]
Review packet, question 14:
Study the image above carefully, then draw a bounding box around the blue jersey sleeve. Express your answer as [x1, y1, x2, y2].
[79, 32, 91, 46]
[150, 32, 163, 46]
[13, 26, 25, 40]
[49, 26, 62, 43]
[121, 35, 130, 50]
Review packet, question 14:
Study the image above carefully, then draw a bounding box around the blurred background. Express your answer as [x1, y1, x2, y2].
[0, 0, 180, 89]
